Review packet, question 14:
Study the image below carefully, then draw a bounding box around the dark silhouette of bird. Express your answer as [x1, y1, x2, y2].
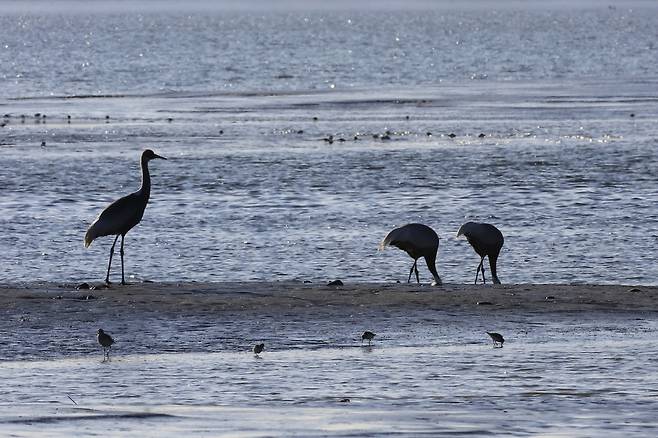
[84, 149, 167, 285]
[361, 331, 376, 345]
[457, 222, 504, 284]
[380, 223, 442, 285]
[253, 343, 265, 356]
[97, 328, 115, 360]
[486, 332, 504, 348]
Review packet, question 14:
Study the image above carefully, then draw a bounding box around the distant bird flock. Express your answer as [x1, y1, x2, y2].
[95, 326, 504, 362]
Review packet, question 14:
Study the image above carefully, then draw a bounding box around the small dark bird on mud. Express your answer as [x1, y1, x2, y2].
[97, 328, 115, 361]
[253, 343, 265, 356]
[486, 332, 504, 348]
[361, 331, 376, 345]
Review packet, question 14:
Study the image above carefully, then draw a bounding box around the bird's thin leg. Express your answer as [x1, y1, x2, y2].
[408, 260, 417, 283]
[120, 234, 126, 285]
[105, 235, 120, 284]
[481, 257, 487, 284]
[414, 262, 420, 284]
[474, 259, 483, 284]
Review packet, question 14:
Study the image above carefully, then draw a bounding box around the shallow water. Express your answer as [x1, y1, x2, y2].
[2, 79, 658, 285]
[1, 309, 658, 437]
[1, 2, 658, 285]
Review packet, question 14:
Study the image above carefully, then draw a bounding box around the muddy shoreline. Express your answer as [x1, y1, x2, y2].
[1, 282, 656, 314]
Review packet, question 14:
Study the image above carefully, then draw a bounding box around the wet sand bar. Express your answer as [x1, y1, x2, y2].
[2, 282, 657, 314]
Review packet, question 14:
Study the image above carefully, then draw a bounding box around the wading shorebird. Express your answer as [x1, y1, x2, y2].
[361, 331, 376, 345]
[97, 329, 115, 360]
[84, 149, 167, 285]
[380, 223, 442, 285]
[486, 332, 504, 348]
[457, 222, 504, 284]
[253, 343, 265, 356]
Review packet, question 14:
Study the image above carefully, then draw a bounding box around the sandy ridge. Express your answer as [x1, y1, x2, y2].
[1, 282, 656, 314]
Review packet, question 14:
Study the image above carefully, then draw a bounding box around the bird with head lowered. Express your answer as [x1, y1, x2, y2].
[380, 223, 442, 286]
[457, 222, 504, 285]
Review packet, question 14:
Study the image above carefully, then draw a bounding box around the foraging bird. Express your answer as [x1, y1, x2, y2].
[97, 328, 115, 360]
[380, 223, 442, 285]
[253, 343, 265, 356]
[361, 331, 376, 345]
[486, 332, 504, 348]
[84, 149, 167, 285]
[457, 222, 504, 285]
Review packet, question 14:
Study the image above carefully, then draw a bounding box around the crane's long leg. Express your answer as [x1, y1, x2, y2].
[414, 263, 420, 284]
[408, 260, 417, 283]
[474, 258, 483, 284]
[105, 235, 120, 284]
[481, 257, 487, 284]
[120, 235, 126, 285]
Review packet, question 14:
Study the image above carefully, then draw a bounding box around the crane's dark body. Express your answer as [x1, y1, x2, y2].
[457, 222, 504, 285]
[85, 149, 166, 285]
[381, 223, 442, 285]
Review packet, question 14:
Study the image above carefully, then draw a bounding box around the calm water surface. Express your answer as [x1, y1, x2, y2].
[1, 2, 657, 285]
[1, 308, 657, 437]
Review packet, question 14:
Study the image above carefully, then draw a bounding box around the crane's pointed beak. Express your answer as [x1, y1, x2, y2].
[154, 153, 167, 160]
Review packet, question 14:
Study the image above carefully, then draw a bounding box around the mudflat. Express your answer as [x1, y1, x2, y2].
[1, 282, 656, 315]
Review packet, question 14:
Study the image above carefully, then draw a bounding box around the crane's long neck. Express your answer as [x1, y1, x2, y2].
[138, 156, 151, 201]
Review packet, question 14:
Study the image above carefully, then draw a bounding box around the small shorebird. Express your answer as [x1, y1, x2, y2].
[97, 329, 115, 360]
[457, 222, 504, 284]
[84, 149, 167, 285]
[380, 223, 442, 285]
[253, 343, 265, 356]
[487, 332, 504, 348]
[361, 331, 376, 345]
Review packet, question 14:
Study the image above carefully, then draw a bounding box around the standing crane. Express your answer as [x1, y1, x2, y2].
[84, 149, 166, 285]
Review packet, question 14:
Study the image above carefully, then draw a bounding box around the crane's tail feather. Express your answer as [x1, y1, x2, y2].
[84, 220, 104, 248]
[84, 211, 118, 248]
[379, 232, 395, 250]
[84, 227, 95, 248]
